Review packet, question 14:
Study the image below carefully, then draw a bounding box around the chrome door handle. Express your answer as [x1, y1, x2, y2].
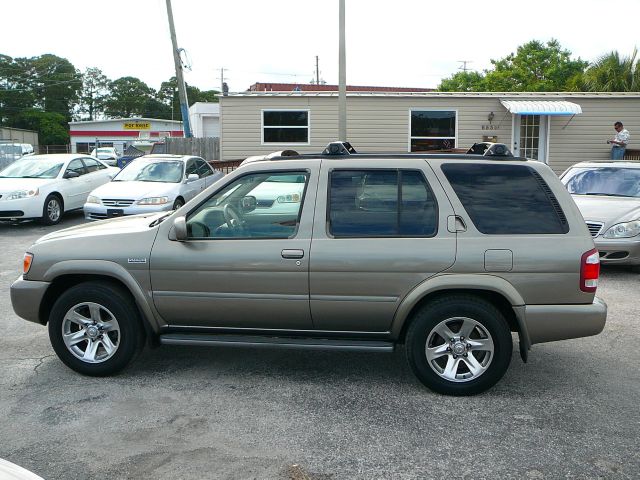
[281, 249, 304, 259]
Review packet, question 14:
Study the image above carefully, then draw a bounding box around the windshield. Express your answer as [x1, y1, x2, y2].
[0, 157, 64, 178]
[113, 159, 183, 183]
[562, 167, 640, 198]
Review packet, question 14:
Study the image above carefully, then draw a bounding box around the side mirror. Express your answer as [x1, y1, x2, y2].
[241, 195, 257, 213]
[63, 170, 80, 179]
[186, 173, 199, 183]
[173, 216, 188, 241]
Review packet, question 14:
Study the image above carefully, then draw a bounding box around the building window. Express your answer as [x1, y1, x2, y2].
[262, 110, 309, 144]
[410, 110, 456, 152]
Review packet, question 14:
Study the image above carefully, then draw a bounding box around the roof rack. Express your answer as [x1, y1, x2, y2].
[241, 141, 518, 165]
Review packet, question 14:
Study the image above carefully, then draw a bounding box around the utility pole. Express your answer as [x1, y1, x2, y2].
[315, 56, 320, 85]
[218, 68, 228, 93]
[338, 0, 347, 142]
[165, 0, 192, 137]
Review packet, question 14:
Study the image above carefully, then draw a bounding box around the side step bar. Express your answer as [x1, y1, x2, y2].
[159, 333, 395, 353]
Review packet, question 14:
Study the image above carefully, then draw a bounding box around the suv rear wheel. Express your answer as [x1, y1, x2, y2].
[48, 282, 144, 376]
[406, 295, 512, 395]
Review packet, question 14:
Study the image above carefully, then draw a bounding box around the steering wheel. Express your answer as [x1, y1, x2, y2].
[223, 204, 244, 232]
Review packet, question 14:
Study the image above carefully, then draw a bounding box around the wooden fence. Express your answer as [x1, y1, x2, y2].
[165, 137, 219, 161]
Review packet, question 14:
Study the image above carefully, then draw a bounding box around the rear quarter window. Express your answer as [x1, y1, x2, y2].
[441, 163, 569, 234]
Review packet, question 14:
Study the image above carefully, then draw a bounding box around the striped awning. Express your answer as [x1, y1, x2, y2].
[500, 100, 582, 116]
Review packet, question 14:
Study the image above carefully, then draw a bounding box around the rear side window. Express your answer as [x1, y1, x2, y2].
[441, 163, 569, 234]
[329, 169, 438, 237]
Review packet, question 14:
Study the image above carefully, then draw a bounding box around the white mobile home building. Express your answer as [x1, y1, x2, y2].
[219, 92, 640, 173]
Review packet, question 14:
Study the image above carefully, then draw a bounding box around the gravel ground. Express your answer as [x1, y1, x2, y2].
[0, 212, 639, 479]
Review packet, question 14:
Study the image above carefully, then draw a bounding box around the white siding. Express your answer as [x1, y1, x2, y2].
[220, 94, 640, 173]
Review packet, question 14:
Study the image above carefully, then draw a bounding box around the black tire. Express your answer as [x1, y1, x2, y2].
[41, 194, 63, 225]
[405, 295, 512, 396]
[173, 197, 185, 210]
[48, 281, 144, 376]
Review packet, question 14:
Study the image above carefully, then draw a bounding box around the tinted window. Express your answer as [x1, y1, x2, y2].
[185, 160, 198, 177]
[562, 167, 640, 198]
[196, 159, 213, 177]
[410, 110, 456, 152]
[68, 159, 86, 176]
[329, 169, 438, 237]
[82, 157, 106, 173]
[442, 163, 569, 234]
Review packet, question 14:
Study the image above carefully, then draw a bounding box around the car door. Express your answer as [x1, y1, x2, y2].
[150, 162, 320, 330]
[81, 157, 112, 192]
[196, 158, 222, 188]
[182, 158, 205, 201]
[309, 159, 457, 332]
[61, 158, 91, 210]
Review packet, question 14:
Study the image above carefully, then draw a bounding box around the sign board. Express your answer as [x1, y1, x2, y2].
[123, 122, 151, 130]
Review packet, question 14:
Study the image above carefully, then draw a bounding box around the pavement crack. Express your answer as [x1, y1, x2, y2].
[33, 354, 56, 374]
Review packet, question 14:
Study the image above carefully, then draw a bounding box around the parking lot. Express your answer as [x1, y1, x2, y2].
[0, 214, 639, 480]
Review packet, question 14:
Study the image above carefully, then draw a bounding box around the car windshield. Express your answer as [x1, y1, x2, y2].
[0, 157, 64, 178]
[562, 167, 640, 198]
[113, 159, 183, 183]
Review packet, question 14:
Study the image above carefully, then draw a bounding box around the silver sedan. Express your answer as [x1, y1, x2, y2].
[83, 155, 223, 220]
[561, 161, 640, 270]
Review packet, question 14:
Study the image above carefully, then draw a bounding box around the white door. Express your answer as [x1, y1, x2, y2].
[513, 115, 548, 162]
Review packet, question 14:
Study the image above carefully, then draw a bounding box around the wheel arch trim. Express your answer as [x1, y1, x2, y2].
[41, 260, 160, 334]
[391, 274, 530, 353]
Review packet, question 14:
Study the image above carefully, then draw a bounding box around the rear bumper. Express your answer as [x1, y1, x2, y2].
[525, 296, 607, 345]
[10, 276, 50, 324]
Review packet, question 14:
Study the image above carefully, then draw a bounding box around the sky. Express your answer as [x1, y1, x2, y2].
[2, 0, 640, 93]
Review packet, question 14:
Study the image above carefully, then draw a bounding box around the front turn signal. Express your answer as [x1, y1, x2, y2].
[23, 253, 33, 274]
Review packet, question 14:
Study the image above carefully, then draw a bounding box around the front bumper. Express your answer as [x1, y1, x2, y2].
[594, 237, 640, 266]
[10, 276, 50, 324]
[84, 202, 174, 220]
[0, 196, 44, 220]
[525, 296, 607, 345]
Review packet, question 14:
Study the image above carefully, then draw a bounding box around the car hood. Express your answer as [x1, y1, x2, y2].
[572, 195, 640, 223]
[0, 177, 53, 193]
[34, 212, 165, 244]
[90, 180, 179, 200]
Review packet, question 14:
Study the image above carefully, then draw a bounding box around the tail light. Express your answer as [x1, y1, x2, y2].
[580, 248, 600, 293]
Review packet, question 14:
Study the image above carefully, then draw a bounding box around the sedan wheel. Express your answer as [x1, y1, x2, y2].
[41, 194, 63, 225]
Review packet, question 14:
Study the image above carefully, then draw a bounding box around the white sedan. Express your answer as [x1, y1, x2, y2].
[0, 154, 118, 225]
[83, 155, 223, 220]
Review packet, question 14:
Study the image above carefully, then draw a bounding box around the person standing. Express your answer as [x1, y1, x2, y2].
[608, 121, 630, 160]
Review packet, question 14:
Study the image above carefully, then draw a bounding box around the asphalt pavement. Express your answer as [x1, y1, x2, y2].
[0, 212, 639, 479]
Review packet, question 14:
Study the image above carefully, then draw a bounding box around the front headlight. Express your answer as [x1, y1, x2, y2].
[7, 188, 39, 200]
[86, 195, 101, 204]
[137, 196, 169, 205]
[276, 193, 301, 203]
[603, 220, 640, 238]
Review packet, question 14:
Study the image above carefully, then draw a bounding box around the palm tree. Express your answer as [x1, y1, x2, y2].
[583, 49, 640, 91]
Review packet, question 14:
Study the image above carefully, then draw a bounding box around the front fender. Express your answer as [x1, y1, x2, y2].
[42, 260, 161, 333]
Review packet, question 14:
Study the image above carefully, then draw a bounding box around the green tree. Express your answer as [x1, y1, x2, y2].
[158, 77, 219, 120]
[13, 109, 69, 145]
[78, 67, 110, 120]
[437, 39, 587, 92]
[0, 54, 37, 124]
[104, 76, 154, 117]
[29, 54, 82, 120]
[582, 49, 640, 92]
[438, 71, 486, 92]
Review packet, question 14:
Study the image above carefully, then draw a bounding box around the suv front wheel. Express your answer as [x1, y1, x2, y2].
[406, 295, 512, 395]
[48, 282, 144, 376]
